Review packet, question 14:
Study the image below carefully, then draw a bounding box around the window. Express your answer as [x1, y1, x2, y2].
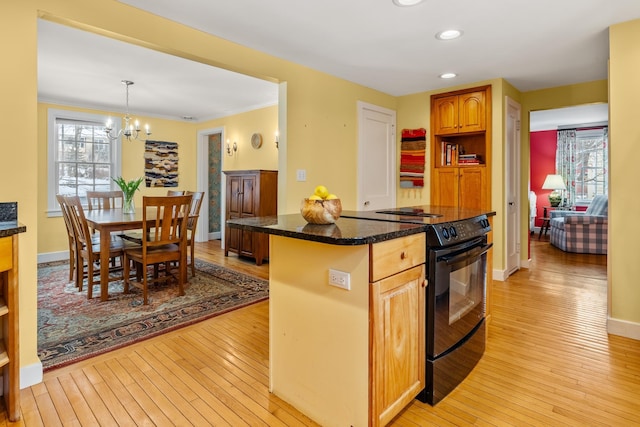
[573, 128, 608, 203]
[48, 110, 122, 215]
[556, 127, 608, 206]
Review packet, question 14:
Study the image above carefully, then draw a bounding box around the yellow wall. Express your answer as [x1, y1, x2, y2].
[198, 105, 279, 172]
[609, 19, 640, 325]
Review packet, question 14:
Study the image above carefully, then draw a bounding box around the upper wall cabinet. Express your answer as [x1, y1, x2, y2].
[433, 90, 486, 135]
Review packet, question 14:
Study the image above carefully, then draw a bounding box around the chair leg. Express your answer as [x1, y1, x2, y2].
[123, 255, 131, 294]
[190, 241, 196, 278]
[87, 258, 94, 299]
[68, 241, 75, 282]
[142, 264, 149, 305]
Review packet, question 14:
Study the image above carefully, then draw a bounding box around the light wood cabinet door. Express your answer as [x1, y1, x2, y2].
[431, 167, 459, 207]
[459, 166, 487, 210]
[432, 166, 486, 209]
[371, 264, 425, 427]
[458, 91, 486, 133]
[432, 95, 458, 135]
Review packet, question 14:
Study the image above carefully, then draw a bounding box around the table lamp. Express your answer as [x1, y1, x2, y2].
[542, 174, 566, 207]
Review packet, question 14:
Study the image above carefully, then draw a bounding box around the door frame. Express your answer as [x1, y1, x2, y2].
[197, 126, 226, 244]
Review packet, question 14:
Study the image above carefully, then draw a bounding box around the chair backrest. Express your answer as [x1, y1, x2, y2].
[142, 195, 193, 250]
[184, 191, 204, 231]
[86, 190, 124, 210]
[585, 195, 608, 216]
[167, 190, 185, 196]
[56, 194, 76, 241]
[63, 195, 94, 252]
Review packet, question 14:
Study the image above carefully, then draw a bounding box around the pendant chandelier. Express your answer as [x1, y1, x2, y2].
[105, 80, 151, 142]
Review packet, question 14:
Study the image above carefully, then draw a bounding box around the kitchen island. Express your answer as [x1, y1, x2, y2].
[227, 214, 428, 427]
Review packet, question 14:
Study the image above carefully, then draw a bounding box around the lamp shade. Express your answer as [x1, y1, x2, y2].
[541, 174, 566, 191]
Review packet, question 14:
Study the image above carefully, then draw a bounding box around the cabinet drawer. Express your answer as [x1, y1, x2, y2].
[370, 233, 425, 282]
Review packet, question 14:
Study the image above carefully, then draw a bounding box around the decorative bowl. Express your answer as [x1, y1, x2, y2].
[300, 198, 342, 224]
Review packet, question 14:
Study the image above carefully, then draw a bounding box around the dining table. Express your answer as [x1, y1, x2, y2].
[83, 207, 188, 301]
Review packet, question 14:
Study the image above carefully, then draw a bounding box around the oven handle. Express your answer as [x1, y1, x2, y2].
[439, 242, 493, 265]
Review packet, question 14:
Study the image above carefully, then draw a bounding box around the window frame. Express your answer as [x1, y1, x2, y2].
[573, 128, 608, 204]
[47, 109, 122, 216]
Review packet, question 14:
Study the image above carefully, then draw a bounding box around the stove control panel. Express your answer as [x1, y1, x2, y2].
[428, 215, 491, 247]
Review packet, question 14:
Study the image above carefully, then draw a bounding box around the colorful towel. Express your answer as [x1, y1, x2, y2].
[400, 128, 426, 188]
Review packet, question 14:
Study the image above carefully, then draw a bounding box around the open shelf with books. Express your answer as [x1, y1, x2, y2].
[435, 133, 486, 167]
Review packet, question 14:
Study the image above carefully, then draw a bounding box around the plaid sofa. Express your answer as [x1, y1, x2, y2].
[549, 195, 608, 254]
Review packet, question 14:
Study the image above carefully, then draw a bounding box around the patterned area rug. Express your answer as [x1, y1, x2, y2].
[38, 259, 269, 371]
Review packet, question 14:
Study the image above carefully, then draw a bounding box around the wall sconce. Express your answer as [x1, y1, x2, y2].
[275, 131, 279, 149]
[226, 140, 237, 157]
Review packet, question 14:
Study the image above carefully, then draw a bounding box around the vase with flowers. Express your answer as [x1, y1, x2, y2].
[113, 176, 144, 214]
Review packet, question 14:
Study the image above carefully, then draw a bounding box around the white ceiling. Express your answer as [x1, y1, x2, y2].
[38, 0, 637, 124]
[530, 104, 608, 132]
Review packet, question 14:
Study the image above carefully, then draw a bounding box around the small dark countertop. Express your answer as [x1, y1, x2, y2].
[0, 202, 26, 238]
[226, 214, 427, 246]
[0, 222, 26, 238]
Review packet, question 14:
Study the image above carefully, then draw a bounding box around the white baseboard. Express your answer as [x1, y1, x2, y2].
[493, 269, 507, 282]
[38, 250, 69, 264]
[607, 317, 640, 340]
[208, 231, 221, 240]
[20, 361, 43, 389]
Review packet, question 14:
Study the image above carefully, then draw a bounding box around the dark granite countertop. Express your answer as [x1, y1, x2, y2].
[0, 202, 26, 238]
[0, 222, 26, 238]
[226, 214, 427, 246]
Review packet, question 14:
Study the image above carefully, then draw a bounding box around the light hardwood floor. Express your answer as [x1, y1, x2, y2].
[5, 238, 639, 426]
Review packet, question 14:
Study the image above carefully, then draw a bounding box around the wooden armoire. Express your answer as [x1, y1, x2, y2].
[224, 170, 277, 265]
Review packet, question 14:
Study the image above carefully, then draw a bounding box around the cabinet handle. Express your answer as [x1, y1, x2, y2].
[400, 251, 406, 260]
[422, 279, 427, 288]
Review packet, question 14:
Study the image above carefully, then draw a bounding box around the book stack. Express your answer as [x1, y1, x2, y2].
[458, 153, 481, 165]
[441, 142, 459, 166]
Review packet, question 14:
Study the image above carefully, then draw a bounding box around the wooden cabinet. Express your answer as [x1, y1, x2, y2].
[0, 234, 20, 421]
[432, 166, 487, 210]
[431, 86, 491, 210]
[370, 234, 426, 426]
[224, 170, 277, 265]
[433, 90, 486, 135]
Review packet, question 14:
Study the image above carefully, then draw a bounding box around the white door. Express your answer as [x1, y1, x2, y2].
[357, 101, 396, 211]
[505, 97, 521, 277]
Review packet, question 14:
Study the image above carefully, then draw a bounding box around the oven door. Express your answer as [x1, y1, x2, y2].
[428, 237, 492, 357]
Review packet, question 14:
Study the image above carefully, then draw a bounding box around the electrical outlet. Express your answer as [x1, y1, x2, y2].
[296, 169, 307, 182]
[328, 269, 350, 290]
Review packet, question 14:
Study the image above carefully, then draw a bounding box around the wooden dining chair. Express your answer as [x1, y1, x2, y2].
[86, 190, 124, 210]
[166, 190, 185, 196]
[64, 195, 133, 299]
[56, 194, 80, 286]
[184, 191, 204, 277]
[123, 195, 192, 305]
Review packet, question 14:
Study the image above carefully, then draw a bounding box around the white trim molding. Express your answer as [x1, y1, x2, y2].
[607, 317, 640, 340]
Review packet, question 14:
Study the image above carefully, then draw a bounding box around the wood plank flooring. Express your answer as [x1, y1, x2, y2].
[5, 238, 640, 426]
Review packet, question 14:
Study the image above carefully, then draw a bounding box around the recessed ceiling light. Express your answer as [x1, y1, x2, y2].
[436, 30, 463, 40]
[439, 73, 457, 79]
[392, 0, 424, 6]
